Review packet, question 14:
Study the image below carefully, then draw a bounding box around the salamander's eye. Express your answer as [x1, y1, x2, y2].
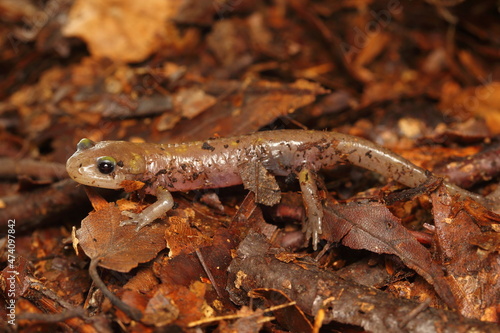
[77, 138, 95, 151]
[96, 156, 116, 174]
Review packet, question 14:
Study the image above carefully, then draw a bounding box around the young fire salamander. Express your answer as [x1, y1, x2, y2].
[66, 129, 490, 248]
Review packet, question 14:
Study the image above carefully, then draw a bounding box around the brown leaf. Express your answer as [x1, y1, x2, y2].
[123, 267, 159, 294]
[173, 87, 217, 119]
[238, 157, 281, 206]
[142, 282, 206, 326]
[63, 0, 172, 62]
[431, 187, 500, 320]
[167, 79, 329, 141]
[438, 82, 500, 134]
[322, 201, 457, 308]
[120, 180, 145, 192]
[141, 286, 180, 326]
[157, 229, 238, 302]
[76, 201, 168, 272]
[165, 215, 212, 257]
[84, 185, 108, 211]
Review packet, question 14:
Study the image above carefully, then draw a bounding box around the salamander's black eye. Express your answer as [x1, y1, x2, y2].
[96, 156, 116, 174]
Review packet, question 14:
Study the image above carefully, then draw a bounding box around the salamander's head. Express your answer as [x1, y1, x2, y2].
[66, 138, 147, 189]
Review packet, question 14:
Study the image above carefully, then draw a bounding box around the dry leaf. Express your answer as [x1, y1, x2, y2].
[323, 201, 457, 308]
[431, 187, 500, 320]
[63, 0, 171, 62]
[76, 202, 168, 272]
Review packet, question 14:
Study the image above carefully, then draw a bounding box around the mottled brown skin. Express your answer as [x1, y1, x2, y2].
[66, 130, 490, 247]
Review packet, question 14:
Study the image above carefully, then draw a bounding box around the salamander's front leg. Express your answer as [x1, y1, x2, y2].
[121, 187, 174, 231]
[298, 168, 324, 250]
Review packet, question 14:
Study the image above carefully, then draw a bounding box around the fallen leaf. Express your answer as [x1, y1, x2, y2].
[142, 282, 206, 326]
[76, 201, 168, 272]
[238, 157, 281, 206]
[173, 87, 217, 119]
[167, 79, 329, 141]
[157, 229, 238, 300]
[120, 180, 145, 192]
[439, 82, 500, 134]
[431, 187, 500, 320]
[141, 286, 180, 326]
[165, 215, 212, 257]
[84, 185, 108, 211]
[322, 201, 457, 308]
[63, 0, 172, 62]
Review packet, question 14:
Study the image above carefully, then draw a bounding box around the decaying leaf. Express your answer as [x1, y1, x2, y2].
[120, 180, 145, 192]
[63, 0, 173, 62]
[431, 187, 500, 321]
[168, 79, 329, 141]
[238, 157, 281, 206]
[157, 229, 238, 299]
[76, 201, 168, 272]
[165, 214, 212, 257]
[322, 201, 457, 308]
[439, 82, 500, 134]
[142, 281, 207, 326]
[173, 87, 217, 119]
[141, 286, 181, 326]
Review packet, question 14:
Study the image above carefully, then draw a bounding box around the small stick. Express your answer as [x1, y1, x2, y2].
[196, 249, 223, 298]
[399, 298, 432, 328]
[17, 308, 87, 322]
[88, 258, 143, 321]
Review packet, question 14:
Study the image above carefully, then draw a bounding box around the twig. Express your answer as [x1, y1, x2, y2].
[0, 158, 67, 180]
[195, 248, 223, 298]
[399, 298, 432, 329]
[88, 258, 143, 321]
[17, 308, 87, 322]
[188, 301, 295, 327]
[31, 281, 77, 310]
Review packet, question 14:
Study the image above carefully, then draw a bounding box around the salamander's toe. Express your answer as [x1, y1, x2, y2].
[304, 214, 323, 250]
[120, 211, 141, 227]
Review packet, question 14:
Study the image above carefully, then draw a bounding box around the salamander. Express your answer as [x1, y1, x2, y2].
[66, 129, 490, 247]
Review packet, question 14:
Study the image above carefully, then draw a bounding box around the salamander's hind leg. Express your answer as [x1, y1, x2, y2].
[120, 187, 174, 231]
[298, 168, 324, 250]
